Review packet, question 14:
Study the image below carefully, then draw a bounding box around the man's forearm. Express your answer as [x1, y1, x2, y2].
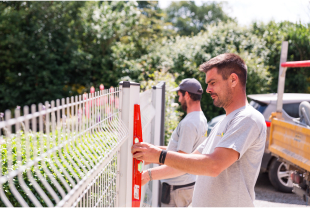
[149, 165, 185, 181]
[164, 151, 219, 177]
[142, 165, 185, 186]
[163, 147, 239, 177]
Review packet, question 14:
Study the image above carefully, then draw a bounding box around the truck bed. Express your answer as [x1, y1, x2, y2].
[269, 118, 310, 172]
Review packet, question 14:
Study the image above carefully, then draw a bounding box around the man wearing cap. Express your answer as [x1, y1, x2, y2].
[133, 53, 266, 207]
[141, 78, 208, 207]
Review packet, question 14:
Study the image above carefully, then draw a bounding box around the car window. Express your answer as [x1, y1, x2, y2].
[249, 100, 267, 114]
[209, 122, 217, 128]
[283, 103, 300, 118]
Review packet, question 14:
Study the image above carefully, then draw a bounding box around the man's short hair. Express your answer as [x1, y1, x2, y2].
[179, 89, 202, 101]
[199, 53, 247, 87]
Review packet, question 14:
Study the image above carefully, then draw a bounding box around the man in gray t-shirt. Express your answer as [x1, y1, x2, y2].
[193, 105, 265, 206]
[132, 53, 266, 207]
[162, 110, 207, 186]
[141, 78, 208, 207]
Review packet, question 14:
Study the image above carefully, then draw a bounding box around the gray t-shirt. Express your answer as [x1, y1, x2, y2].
[162, 111, 208, 185]
[192, 105, 266, 207]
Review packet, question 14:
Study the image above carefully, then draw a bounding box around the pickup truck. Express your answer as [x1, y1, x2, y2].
[268, 41, 310, 201]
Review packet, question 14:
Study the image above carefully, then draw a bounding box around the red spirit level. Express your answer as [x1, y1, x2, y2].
[132, 104, 143, 207]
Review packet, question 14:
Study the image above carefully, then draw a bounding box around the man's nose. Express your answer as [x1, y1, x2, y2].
[206, 86, 211, 94]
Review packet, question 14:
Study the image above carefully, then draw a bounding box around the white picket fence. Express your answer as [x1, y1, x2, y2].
[0, 81, 165, 207]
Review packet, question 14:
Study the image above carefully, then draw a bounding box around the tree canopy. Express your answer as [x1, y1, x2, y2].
[0, 1, 171, 112]
[165, 1, 234, 36]
[116, 22, 271, 120]
[1, 1, 309, 131]
[251, 21, 310, 93]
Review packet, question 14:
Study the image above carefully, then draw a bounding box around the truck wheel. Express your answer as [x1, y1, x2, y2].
[268, 158, 293, 193]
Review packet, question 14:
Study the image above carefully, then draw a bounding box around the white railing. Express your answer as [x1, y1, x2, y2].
[0, 81, 165, 207]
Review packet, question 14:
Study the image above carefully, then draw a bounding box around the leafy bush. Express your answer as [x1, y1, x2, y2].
[117, 22, 271, 121]
[140, 71, 182, 144]
[0, 1, 170, 112]
[251, 21, 310, 93]
[1, 1, 309, 140]
[0, 2, 87, 112]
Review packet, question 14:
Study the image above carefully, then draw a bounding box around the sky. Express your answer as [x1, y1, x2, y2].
[158, 0, 310, 26]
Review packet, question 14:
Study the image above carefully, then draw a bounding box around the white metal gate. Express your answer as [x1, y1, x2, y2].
[0, 81, 165, 207]
[139, 82, 165, 207]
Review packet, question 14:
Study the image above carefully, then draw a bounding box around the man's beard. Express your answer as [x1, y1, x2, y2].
[211, 86, 232, 108]
[181, 100, 187, 112]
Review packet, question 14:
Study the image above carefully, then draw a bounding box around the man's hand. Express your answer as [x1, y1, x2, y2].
[132, 142, 162, 164]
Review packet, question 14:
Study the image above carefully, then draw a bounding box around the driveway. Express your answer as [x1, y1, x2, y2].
[254, 173, 308, 207]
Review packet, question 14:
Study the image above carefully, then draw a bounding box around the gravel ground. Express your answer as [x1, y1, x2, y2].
[254, 173, 308, 207]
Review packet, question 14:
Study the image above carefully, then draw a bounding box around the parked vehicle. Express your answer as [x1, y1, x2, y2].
[268, 41, 310, 200]
[207, 93, 310, 192]
[269, 108, 310, 200]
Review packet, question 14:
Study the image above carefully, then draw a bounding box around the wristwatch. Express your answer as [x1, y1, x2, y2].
[147, 169, 153, 181]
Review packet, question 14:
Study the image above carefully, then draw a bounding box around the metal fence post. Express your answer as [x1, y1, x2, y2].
[276, 41, 288, 114]
[115, 84, 123, 207]
[118, 81, 131, 207]
[151, 81, 166, 207]
[118, 81, 140, 207]
[159, 82, 166, 147]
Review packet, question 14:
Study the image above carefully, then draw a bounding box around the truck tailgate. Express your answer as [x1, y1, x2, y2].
[269, 118, 310, 172]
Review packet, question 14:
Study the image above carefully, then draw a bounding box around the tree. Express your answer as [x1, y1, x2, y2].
[118, 22, 271, 121]
[111, 1, 174, 83]
[0, 1, 158, 112]
[76, 1, 143, 89]
[251, 21, 310, 94]
[165, 1, 234, 36]
[0, 1, 86, 112]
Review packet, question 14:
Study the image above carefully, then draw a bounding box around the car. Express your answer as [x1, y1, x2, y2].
[207, 114, 225, 135]
[207, 93, 310, 193]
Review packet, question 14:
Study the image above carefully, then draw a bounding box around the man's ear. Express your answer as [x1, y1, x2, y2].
[184, 91, 190, 101]
[230, 73, 238, 87]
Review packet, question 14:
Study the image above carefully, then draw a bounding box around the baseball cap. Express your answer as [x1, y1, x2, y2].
[171, 78, 203, 95]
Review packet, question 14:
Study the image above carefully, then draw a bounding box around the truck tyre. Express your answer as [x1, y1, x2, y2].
[268, 158, 293, 193]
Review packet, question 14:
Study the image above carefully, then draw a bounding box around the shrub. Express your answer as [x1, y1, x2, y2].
[251, 21, 310, 93]
[117, 22, 271, 121]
